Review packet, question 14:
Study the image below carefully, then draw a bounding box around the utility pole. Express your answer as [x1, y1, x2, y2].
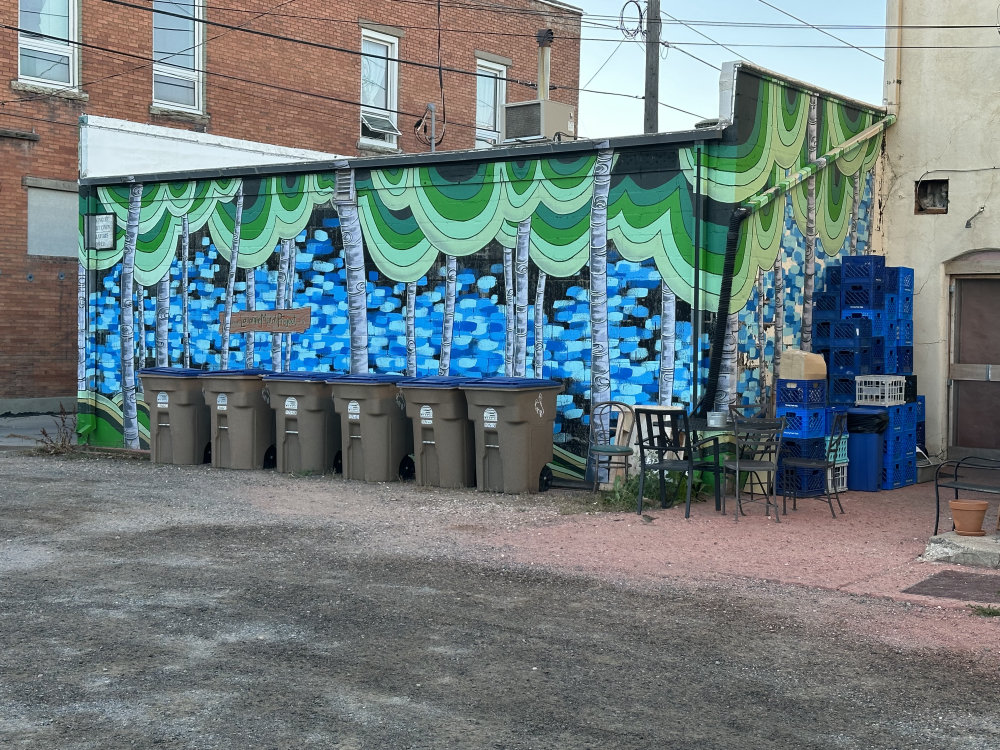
[644, 0, 661, 134]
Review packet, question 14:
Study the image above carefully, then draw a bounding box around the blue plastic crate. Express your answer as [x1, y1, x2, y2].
[832, 318, 872, 346]
[830, 347, 874, 376]
[781, 436, 828, 460]
[776, 406, 828, 438]
[829, 376, 857, 405]
[883, 430, 917, 460]
[815, 292, 841, 321]
[897, 346, 913, 374]
[826, 264, 842, 289]
[884, 266, 914, 295]
[916, 422, 926, 452]
[902, 402, 917, 430]
[812, 320, 832, 347]
[897, 320, 914, 346]
[776, 466, 827, 497]
[883, 294, 898, 320]
[843, 310, 889, 337]
[776, 378, 827, 408]
[882, 456, 916, 490]
[843, 255, 886, 281]
[847, 433, 883, 491]
[916, 395, 925, 422]
[898, 293, 913, 317]
[842, 282, 885, 310]
[886, 404, 906, 433]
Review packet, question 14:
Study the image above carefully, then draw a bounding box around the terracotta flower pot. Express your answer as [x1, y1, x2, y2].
[949, 499, 989, 536]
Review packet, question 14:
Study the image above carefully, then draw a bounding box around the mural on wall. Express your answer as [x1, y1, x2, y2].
[78, 64, 889, 479]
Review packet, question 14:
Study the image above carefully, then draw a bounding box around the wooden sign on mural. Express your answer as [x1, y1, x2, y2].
[219, 308, 311, 335]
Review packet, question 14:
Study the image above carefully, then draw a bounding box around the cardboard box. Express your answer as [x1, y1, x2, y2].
[780, 349, 827, 380]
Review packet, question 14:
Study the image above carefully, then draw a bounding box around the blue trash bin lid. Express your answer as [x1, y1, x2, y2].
[198, 368, 270, 378]
[459, 377, 563, 390]
[138, 367, 206, 377]
[397, 375, 479, 388]
[333, 373, 406, 384]
[262, 371, 341, 382]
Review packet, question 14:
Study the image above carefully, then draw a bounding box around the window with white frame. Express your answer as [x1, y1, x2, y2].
[18, 0, 78, 87]
[153, 0, 204, 111]
[360, 30, 400, 147]
[475, 60, 506, 148]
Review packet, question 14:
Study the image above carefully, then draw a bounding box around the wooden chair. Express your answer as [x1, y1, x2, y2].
[587, 401, 635, 491]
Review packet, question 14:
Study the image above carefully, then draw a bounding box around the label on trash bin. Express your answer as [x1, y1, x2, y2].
[348, 400, 361, 421]
[157, 392, 168, 407]
[483, 407, 498, 430]
[284, 396, 298, 416]
[534, 393, 545, 418]
[420, 405, 433, 425]
[216, 393, 228, 411]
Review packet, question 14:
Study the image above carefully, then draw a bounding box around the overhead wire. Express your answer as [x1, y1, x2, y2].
[754, 0, 884, 62]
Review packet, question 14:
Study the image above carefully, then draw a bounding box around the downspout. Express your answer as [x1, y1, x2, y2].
[696, 206, 751, 416]
[692, 145, 702, 409]
[695, 114, 896, 416]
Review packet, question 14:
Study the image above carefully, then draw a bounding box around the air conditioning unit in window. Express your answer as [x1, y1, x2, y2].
[502, 100, 576, 142]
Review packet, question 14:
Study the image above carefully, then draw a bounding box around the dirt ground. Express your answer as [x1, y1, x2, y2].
[1, 449, 999, 749]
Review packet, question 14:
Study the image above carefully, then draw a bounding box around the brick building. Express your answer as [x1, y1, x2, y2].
[1, 0, 582, 407]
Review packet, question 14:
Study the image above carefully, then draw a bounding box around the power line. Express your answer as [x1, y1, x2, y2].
[755, 0, 883, 62]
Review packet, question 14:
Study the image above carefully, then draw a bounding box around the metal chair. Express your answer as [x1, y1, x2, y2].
[587, 401, 635, 491]
[723, 415, 786, 522]
[634, 407, 723, 518]
[780, 412, 848, 518]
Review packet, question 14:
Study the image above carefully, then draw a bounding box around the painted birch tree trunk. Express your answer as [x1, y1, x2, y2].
[589, 147, 613, 409]
[437, 254, 457, 376]
[849, 173, 862, 256]
[338, 200, 370, 374]
[284, 241, 297, 372]
[589, 146, 614, 482]
[155, 270, 169, 367]
[120, 181, 142, 450]
[756, 269, 766, 404]
[406, 281, 417, 376]
[533, 271, 547, 378]
[658, 283, 676, 406]
[137, 285, 146, 374]
[219, 183, 244, 370]
[801, 96, 818, 353]
[513, 217, 531, 377]
[244, 267, 256, 369]
[272, 238, 291, 372]
[773, 254, 785, 379]
[503, 243, 515, 377]
[714, 311, 740, 411]
[181, 216, 191, 368]
[77, 262, 87, 395]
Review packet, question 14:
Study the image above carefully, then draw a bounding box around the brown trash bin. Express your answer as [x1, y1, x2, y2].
[460, 378, 563, 494]
[398, 376, 476, 488]
[263, 373, 342, 475]
[138, 368, 211, 465]
[199, 370, 275, 470]
[329, 374, 413, 483]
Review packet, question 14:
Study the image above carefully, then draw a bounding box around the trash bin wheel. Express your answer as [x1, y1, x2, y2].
[538, 465, 553, 492]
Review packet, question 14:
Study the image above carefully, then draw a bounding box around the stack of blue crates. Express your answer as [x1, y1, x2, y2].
[775, 378, 833, 496]
[815, 258, 919, 490]
[815, 258, 915, 405]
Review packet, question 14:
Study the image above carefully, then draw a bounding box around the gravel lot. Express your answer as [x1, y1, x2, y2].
[1, 450, 999, 749]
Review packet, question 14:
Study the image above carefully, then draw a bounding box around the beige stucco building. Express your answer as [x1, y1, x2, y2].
[879, 0, 1000, 459]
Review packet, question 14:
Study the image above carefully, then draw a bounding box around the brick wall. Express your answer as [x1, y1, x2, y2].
[0, 0, 582, 400]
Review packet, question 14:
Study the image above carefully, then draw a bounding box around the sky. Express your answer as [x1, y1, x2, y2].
[567, 0, 889, 138]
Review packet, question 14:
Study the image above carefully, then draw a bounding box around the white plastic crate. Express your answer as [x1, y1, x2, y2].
[827, 463, 849, 492]
[855, 375, 906, 406]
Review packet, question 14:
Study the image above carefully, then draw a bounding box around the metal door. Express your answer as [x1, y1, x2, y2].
[951, 277, 1000, 458]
